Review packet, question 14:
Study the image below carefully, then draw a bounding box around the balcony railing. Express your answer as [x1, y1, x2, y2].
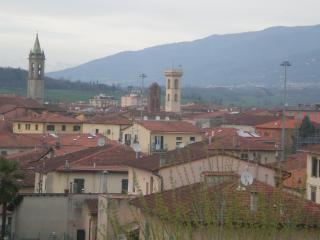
[151, 143, 168, 153]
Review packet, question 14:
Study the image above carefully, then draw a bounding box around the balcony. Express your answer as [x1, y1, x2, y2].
[151, 143, 168, 153]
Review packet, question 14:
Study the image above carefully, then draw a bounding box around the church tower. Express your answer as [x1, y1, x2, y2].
[165, 69, 183, 113]
[28, 33, 45, 103]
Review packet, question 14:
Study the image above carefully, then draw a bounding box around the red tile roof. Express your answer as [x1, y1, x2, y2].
[38, 144, 136, 173]
[267, 152, 307, 190]
[0, 104, 17, 114]
[223, 113, 279, 126]
[255, 118, 302, 129]
[0, 133, 47, 148]
[124, 142, 210, 172]
[302, 144, 320, 155]
[86, 114, 130, 125]
[208, 135, 278, 151]
[137, 120, 203, 133]
[0, 120, 11, 133]
[131, 178, 320, 226]
[0, 95, 43, 109]
[14, 112, 82, 123]
[124, 141, 281, 174]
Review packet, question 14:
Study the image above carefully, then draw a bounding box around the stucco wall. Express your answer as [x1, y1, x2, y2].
[12, 194, 97, 240]
[128, 167, 161, 195]
[40, 171, 128, 194]
[13, 122, 82, 134]
[306, 153, 320, 203]
[83, 123, 125, 141]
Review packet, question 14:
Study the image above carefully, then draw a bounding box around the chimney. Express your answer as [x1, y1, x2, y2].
[65, 160, 70, 169]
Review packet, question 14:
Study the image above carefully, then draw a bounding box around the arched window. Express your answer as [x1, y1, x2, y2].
[167, 94, 170, 101]
[174, 94, 178, 102]
[174, 79, 179, 89]
[167, 79, 171, 89]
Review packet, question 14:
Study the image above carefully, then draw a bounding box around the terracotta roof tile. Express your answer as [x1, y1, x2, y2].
[255, 118, 302, 129]
[86, 114, 130, 125]
[0, 96, 43, 109]
[224, 113, 279, 126]
[0, 104, 17, 114]
[131, 178, 320, 225]
[40, 144, 136, 173]
[208, 135, 278, 151]
[14, 112, 81, 123]
[137, 120, 203, 133]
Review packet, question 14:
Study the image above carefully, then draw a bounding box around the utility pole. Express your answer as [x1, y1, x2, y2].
[279, 61, 291, 171]
[139, 73, 147, 120]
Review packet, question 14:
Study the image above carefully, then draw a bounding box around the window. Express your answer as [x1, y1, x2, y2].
[190, 136, 195, 143]
[121, 179, 128, 194]
[95, 128, 99, 134]
[25, 124, 31, 130]
[167, 79, 171, 89]
[176, 136, 182, 147]
[174, 79, 178, 89]
[61, 125, 66, 131]
[150, 176, 154, 194]
[107, 129, 111, 135]
[167, 93, 170, 101]
[73, 125, 81, 132]
[174, 94, 178, 102]
[17, 123, 21, 130]
[250, 192, 258, 212]
[73, 178, 85, 193]
[0, 151, 7, 156]
[35, 124, 38, 131]
[46, 125, 55, 131]
[312, 157, 318, 177]
[311, 186, 317, 202]
[76, 229, 85, 240]
[146, 182, 149, 195]
[240, 153, 249, 160]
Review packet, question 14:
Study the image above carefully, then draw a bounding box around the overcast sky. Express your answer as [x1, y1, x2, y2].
[0, 0, 319, 72]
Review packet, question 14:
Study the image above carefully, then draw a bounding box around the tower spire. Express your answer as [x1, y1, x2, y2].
[32, 33, 42, 54]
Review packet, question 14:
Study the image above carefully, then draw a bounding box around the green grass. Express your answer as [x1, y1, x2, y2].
[0, 88, 124, 103]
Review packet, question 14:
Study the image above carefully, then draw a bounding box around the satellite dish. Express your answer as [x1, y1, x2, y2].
[240, 170, 253, 186]
[97, 137, 106, 147]
[132, 143, 141, 153]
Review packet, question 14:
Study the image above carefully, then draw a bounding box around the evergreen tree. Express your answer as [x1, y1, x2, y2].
[0, 157, 23, 240]
[299, 116, 315, 138]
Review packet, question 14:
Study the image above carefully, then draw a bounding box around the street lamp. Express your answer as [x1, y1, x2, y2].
[279, 61, 291, 169]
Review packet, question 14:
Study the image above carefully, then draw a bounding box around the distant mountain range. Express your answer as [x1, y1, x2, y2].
[48, 25, 320, 87]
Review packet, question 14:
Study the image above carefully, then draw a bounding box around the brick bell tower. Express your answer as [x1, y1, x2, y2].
[28, 33, 45, 103]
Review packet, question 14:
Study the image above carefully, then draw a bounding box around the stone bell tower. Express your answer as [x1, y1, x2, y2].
[165, 69, 183, 113]
[28, 33, 45, 103]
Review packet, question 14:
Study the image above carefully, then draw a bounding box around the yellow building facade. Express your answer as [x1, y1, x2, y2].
[122, 121, 203, 154]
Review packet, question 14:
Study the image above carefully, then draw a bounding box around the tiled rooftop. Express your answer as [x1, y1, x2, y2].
[137, 120, 203, 133]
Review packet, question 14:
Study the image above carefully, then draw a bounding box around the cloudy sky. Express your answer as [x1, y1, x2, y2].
[0, 0, 319, 72]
